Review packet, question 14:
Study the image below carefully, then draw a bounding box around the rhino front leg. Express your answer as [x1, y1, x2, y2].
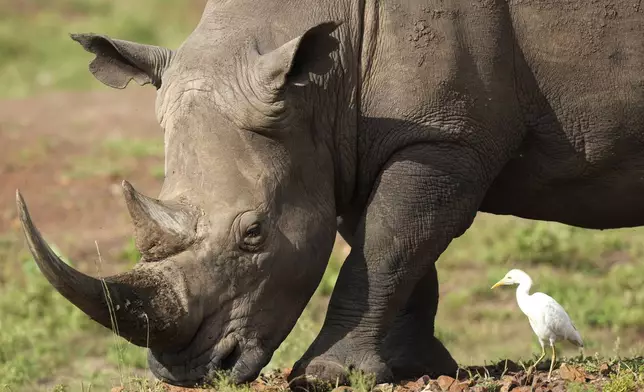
[382, 262, 458, 380]
[288, 143, 493, 389]
[336, 218, 456, 379]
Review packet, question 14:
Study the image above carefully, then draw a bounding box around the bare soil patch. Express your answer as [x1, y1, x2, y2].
[0, 88, 163, 275]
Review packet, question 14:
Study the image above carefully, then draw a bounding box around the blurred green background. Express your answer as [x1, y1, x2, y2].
[0, 1, 643, 391]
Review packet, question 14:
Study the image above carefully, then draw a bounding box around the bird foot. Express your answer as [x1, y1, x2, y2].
[526, 364, 539, 377]
[526, 366, 534, 376]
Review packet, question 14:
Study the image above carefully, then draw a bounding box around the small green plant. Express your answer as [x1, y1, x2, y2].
[66, 137, 163, 179]
[206, 371, 254, 392]
[603, 371, 639, 392]
[566, 382, 598, 392]
[119, 238, 141, 267]
[473, 380, 501, 392]
[115, 377, 167, 392]
[348, 369, 376, 392]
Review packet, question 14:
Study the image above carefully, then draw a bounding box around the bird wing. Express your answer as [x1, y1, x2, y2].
[531, 292, 582, 344]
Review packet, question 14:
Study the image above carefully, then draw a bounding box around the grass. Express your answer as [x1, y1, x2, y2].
[0, 0, 203, 99]
[0, 229, 344, 391]
[434, 214, 644, 364]
[553, 355, 644, 392]
[65, 136, 164, 179]
[2, 213, 644, 390]
[0, 234, 149, 391]
[105, 356, 644, 392]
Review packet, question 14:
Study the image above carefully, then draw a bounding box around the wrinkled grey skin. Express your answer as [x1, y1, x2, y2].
[17, 0, 644, 388]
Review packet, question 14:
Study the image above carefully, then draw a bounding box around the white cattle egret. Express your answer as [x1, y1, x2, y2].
[491, 269, 584, 380]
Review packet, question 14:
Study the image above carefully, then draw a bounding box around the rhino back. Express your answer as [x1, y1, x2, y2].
[481, 0, 644, 229]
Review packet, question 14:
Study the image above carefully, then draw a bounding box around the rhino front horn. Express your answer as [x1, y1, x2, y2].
[15, 190, 190, 349]
[121, 180, 198, 261]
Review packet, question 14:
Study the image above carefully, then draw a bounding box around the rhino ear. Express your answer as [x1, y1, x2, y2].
[256, 21, 342, 90]
[70, 33, 173, 89]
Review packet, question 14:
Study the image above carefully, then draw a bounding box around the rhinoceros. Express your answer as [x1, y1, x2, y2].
[15, 0, 644, 388]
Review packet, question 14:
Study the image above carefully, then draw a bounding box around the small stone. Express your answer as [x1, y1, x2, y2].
[255, 386, 281, 392]
[400, 379, 425, 391]
[533, 384, 549, 392]
[372, 383, 394, 392]
[373, 383, 395, 392]
[436, 375, 456, 391]
[513, 372, 529, 386]
[549, 380, 567, 392]
[512, 387, 533, 392]
[499, 374, 520, 392]
[163, 386, 207, 392]
[425, 380, 442, 392]
[448, 381, 469, 392]
[559, 364, 587, 382]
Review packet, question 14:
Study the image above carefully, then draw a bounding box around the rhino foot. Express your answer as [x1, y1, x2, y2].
[382, 264, 458, 380]
[383, 333, 458, 380]
[287, 339, 393, 391]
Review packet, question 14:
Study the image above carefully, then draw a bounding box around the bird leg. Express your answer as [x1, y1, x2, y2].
[547, 344, 557, 381]
[528, 345, 546, 376]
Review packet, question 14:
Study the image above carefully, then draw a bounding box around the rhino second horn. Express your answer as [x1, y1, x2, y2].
[122, 180, 198, 261]
[15, 190, 188, 349]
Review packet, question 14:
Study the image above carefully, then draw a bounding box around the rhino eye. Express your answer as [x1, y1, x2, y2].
[242, 222, 264, 251]
[245, 223, 261, 238]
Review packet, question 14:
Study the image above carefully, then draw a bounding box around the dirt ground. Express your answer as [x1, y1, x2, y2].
[121, 360, 636, 392]
[2, 89, 190, 274]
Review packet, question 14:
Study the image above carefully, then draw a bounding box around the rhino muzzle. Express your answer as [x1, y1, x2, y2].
[15, 188, 194, 350]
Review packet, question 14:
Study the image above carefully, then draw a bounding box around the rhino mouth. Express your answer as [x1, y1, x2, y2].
[147, 330, 240, 387]
[148, 326, 270, 387]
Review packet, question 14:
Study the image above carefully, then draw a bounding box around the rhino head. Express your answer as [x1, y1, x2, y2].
[17, 15, 347, 387]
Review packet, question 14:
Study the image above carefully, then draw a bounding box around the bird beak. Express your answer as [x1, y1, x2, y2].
[491, 280, 505, 289]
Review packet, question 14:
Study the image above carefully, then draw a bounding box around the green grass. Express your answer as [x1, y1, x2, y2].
[0, 0, 203, 99]
[0, 229, 343, 391]
[65, 136, 164, 179]
[562, 355, 644, 392]
[0, 234, 148, 391]
[3, 212, 644, 390]
[3, 209, 644, 390]
[435, 214, 644, 364]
